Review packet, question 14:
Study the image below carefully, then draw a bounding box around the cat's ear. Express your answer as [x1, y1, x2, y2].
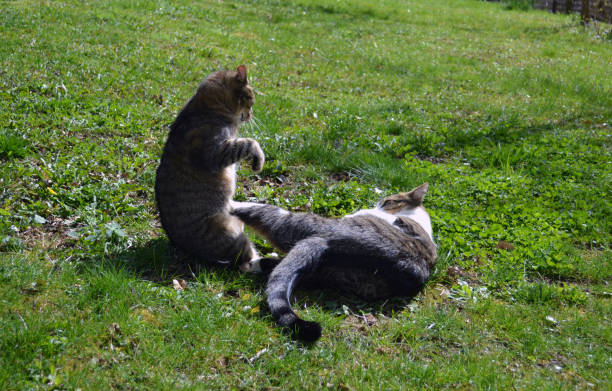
[408, 182, 429, 205]
[236, 65, 247, 84]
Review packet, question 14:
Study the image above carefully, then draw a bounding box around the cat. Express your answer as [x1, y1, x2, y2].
[230, 183, 437, 341]
[155, 65, 265, 269]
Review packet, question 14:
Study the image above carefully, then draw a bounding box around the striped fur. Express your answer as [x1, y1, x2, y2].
[231, 183, 437, 341]
[155, 66, 263, 268]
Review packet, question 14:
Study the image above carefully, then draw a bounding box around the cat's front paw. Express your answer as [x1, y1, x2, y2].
[240, 253, 280, 274]
[240, 258, 262, 273]
[250, 142, 265, 172]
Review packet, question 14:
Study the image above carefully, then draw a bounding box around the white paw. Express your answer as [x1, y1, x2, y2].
[240, 258, 262, 273]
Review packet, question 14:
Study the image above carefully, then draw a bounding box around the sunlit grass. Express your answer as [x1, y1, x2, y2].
[1, 0, 610, 389]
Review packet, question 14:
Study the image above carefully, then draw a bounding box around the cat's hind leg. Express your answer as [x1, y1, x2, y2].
[191, 213, 258, 268]
[225, 212, 282, 273]
[231, 201, 325, 252]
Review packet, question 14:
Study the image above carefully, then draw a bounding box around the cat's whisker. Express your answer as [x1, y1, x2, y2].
[255, 117, 265, 132]
[250, 115, 264, 134]
[244, 119, 254, 132]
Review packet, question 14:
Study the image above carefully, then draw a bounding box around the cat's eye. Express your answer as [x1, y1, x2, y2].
[239, 93, 253, 105]
[381, 200, 396, 208]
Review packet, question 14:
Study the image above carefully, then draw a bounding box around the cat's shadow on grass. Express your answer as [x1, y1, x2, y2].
[110, 237, 417, 321]
[110, 237, 265, 290]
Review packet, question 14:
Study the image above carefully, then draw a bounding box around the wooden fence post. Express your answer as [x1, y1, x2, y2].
[581, 0, 591, 24]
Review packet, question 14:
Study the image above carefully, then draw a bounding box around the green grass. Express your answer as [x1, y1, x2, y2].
[1, 0, 611, 389]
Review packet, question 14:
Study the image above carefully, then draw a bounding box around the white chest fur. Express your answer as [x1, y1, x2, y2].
[345, 208, 396, 225]
[395, 206, 433, 242]
[224, 164, 237, 195]
[345, 206, 433, 242]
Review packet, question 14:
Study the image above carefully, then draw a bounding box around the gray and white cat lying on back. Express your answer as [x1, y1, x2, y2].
[231, 183, 437, 341]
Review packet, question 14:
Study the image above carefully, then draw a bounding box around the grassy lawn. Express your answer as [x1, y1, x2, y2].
[1, 0, 610, 389]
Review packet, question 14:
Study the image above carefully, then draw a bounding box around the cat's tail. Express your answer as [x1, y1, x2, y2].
[265, 236, 328, 342]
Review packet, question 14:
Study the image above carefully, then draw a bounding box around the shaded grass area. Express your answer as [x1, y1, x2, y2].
[1, 0, 610, 389]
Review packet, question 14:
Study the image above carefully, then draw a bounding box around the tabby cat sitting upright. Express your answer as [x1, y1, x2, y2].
[155, 65, 264, 268]
[231, 183, 437, 341]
